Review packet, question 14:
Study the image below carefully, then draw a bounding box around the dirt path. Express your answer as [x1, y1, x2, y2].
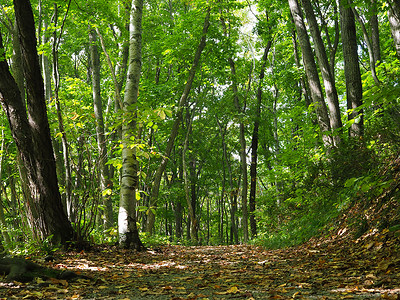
[1, 234, 400, 299]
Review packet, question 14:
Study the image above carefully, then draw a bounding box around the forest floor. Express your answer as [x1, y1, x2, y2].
[1, 224, 400, 300]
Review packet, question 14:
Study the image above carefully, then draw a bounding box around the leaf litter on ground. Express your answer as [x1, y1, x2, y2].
[1, 226, 400, 300]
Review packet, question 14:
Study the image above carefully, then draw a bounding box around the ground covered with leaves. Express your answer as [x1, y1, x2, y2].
[1, 224, 400, 300]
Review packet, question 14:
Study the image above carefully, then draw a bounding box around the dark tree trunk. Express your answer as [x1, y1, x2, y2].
[249, 41, 272, 238]
[340, 3, 363, 137]
[0, 0, 74, 245]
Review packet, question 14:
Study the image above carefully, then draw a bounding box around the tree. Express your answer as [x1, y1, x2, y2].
[249, 40, 272, 238]
[89, 26, 113, 229]
[118, 0, 145, 250]
[340, 1, 363, 137]
[301, 0, 342, 143]
[288, 0, 332, 146]
[0, 0, 74, 245]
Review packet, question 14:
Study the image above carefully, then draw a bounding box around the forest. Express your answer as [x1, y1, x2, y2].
[0, 0, 400, 257]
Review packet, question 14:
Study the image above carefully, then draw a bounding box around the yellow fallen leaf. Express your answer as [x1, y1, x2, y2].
[214, 286, 239, 295]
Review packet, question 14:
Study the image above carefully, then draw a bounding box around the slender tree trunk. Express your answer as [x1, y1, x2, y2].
[89, 27, 113, 230]
[289, 0, 332, 147]
[301, 0, 342, 143]
[249, 41, 272, 238]
[0, 0, 74, 245]
[340, 3, 363, 137]
[228, 57, 249, 243]
[182, 109, 198, 244]
[146, 8, 210, 234]
[118, 0, 145, 250]
[39, 5, 52, 103]
[369, 0, 381, 64]
[0, 130, 11, 247]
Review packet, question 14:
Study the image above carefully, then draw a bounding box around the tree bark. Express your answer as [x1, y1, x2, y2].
[0, 0, 74, 245]
[301, 0, 342, 144]
[89, 27, 113, 230]
[339, 2, 364, 137]
[288, 0, 332, 147]
[118, 0, 145, 250]
[182, 109, 198, 244]
[369, 0, 381, 64]
[249, 41, 272, 239]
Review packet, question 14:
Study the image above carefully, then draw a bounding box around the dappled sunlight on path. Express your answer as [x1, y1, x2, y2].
[1, 236, 400, 299]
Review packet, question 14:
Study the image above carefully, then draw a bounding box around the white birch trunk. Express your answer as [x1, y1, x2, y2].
[118, 0, 145, 250]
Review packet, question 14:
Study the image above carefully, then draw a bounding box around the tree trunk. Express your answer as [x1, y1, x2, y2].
[145, 8, 210, 234]
[52, 4, 72, 220]
[301, 0, 342, 143]
[249, 41, 272, 238]
[0, 0, 74, 245]
[0, 131, 11, 247]
[182, 109, 198, 244]
[369, 0, 381, 64]
[89, 27, 113, 230]
[230, 57, 249, 243]
[118, 0, 145, 250]
[288, 0, 332, 147]
[339, 3, 364, 137]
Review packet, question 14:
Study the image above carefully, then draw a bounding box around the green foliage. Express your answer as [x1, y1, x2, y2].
[139, 232, 171, 248]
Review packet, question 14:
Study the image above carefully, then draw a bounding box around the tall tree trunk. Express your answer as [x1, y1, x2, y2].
[182, 109, 198, 244]
[288, 0, 332, 147]
[229, 57, 249, 242]
[340, 3, 364, 137]
[145, 8, 210, 234]
[0, 0, 74, 245]
[38, 0, 52, 103]
[249, 41, 272, 239]
[388, 0, 400, 58]
[216, 116, 238, 244]
[118, 0, 145, 250]
[301, 0, 342, 144]
[52, 4, 72, 220]
[369, 0, 381, 64]
[89, 27, 113, 230]
[0, 131, 11, 247]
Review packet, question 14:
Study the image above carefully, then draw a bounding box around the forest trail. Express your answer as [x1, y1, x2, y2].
[1, 228, 400, 300]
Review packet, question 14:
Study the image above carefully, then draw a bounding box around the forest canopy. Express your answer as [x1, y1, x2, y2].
[0, 0, 400, 252]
